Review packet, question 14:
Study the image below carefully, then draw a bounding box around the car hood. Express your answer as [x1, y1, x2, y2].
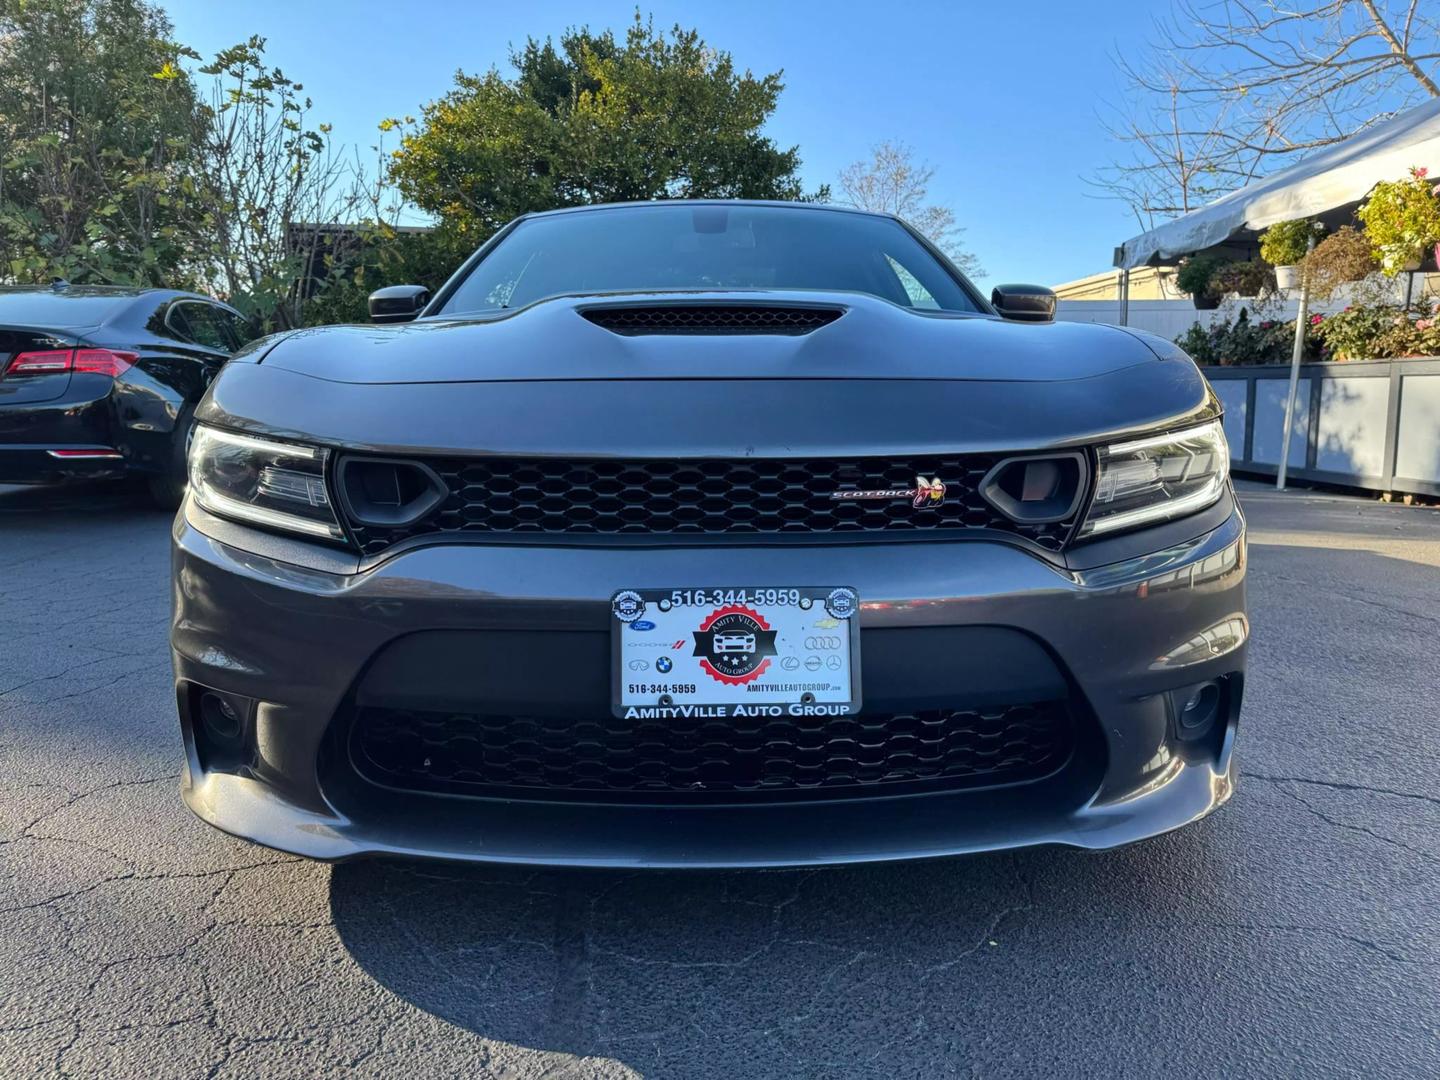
[254, 291, 1162, 384]
[203, 292, 1217, 458]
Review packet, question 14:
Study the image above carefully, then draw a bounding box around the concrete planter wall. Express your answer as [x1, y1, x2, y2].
[1204, 359, 1440, 497]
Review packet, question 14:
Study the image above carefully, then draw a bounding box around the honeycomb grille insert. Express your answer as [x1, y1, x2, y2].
[341, 454, 1081, 555]
[581, 304, 843, 335]
[348, 702, 1076, 804]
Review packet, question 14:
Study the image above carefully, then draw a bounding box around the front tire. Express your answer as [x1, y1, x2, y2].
[147, 408, 194, 510]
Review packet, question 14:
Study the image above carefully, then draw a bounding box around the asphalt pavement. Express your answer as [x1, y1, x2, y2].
[1, 479, 1437, 1078]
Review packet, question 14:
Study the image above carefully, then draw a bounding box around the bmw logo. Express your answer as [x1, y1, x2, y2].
[656, 656, 673, 674]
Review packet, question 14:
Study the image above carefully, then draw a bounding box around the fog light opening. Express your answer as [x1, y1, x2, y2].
[200, 691, 243, 743]
[1178, 681, 1221, 737]
[189, 686, 255, 773]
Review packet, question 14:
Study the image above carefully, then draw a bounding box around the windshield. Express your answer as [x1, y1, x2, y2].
[437, 204, 983, 316]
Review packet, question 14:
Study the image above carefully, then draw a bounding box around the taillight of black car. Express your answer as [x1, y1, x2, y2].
[2, 348, 137, 378]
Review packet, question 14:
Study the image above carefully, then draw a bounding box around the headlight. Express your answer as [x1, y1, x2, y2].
[187, 425, 344, 540]
[1080, 420, 1229, 538]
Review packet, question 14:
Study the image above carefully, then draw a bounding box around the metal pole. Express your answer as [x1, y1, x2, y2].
[1119, 267, 1130, 326]
[1276, 233, 1316, 491]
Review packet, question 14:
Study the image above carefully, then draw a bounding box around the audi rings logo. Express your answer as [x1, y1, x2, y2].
[804, 635, 842, 650]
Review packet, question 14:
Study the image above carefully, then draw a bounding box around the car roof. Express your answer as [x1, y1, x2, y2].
[517, 199, 900, 224]
[0, 285, 239, 331]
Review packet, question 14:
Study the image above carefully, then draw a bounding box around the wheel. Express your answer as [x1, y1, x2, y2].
[147, 408, 194, 510]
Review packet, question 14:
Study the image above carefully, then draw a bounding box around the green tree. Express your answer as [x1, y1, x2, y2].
[0, 0, 204, 285]
[192, 36, 374, 329]
[388, 14, 823, 245]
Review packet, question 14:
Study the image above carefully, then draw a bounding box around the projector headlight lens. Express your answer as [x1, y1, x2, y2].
[1081, 420, 1229, 538]
[187, 425, 344, 540]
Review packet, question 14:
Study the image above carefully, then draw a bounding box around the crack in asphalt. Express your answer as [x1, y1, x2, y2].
[1247, 771, 1440, 809]
[1272, 786, 1439, 866]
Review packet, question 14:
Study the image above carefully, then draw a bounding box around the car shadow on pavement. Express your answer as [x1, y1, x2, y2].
[327, 838, 1214, 1077]
[0, 479, 164, 518]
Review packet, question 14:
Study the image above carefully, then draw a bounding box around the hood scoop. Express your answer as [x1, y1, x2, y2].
[580, 303, 844, 336]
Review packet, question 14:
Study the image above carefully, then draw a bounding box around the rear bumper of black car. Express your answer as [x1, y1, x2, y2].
[0, 378, 129, 484]
[0, 444, 130, 484]
[170, 492, 1248, 868]
[2, 363, 193, 486]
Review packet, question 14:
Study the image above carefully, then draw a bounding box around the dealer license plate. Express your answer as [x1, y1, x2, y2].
[611, 587, 861, 719]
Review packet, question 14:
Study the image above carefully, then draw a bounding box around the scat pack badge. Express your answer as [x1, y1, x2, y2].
[691, 605, 779, 685]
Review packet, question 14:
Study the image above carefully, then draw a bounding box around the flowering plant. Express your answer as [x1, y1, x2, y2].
[1357, 167, 1440, 275]
[1315, 303, 1440, 360]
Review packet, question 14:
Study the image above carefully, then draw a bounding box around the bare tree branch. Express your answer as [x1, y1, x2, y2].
[837, 141, 983, 277]
[1093, 0, 1440, 226]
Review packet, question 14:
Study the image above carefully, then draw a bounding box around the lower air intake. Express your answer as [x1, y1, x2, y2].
[348, 701, 1076, 804]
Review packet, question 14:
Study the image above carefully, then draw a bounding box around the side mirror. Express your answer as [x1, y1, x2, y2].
[369, 284, 431, 324]
[990, 284, 1057, 323]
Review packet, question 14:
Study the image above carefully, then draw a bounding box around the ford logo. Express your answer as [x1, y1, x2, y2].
[630, 620, 656, 632]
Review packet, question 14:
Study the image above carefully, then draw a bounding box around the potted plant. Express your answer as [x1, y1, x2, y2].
[1357, 166, 1440, 275]
[1302, 226, 1380, 300]
[1176, 253, 1226, 309]
[1211, 260, 1275, 299]
[1260, 219, 1312, 289]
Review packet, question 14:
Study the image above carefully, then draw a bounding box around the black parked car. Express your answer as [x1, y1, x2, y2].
[172, 200, 1245, 867]
[0, 284, 251, 506]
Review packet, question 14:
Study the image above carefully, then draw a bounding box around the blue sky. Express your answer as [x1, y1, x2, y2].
[165, 0, 1169, 286]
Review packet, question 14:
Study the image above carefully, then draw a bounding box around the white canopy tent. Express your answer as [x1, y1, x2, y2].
[1116, 97, 1440, 270]
[1113, 97, 1440, 491]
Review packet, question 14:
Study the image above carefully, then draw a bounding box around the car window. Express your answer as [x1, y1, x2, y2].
[884, 255, 941, 310]
[212, 308, 254, 348]
[438, 204, 983, 315]
[171, 302, 232, 351]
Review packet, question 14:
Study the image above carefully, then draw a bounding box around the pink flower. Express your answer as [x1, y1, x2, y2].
[1310, 314, 1324, 325]
[1418, 319, 1433, 331]
[1413, 166, 1430, 179]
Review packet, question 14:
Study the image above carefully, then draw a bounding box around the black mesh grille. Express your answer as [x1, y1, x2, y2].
[581, 304, 843, 335]
[348, 702, 1075, 804]
[341, 454, 1082, 555]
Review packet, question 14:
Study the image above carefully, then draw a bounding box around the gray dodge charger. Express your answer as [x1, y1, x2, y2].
[170, 200, 1246, 867]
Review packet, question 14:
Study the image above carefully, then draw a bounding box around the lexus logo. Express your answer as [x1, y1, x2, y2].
[826, 475, 947, 508]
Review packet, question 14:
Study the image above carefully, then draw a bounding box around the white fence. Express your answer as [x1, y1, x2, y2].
[1056, 276, 1431, 340]
[1057, 297, 1351, 340]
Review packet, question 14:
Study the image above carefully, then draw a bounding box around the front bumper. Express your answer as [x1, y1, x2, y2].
[171, 498, 1247, 868]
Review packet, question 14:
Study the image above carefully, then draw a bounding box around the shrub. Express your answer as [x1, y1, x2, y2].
[1357, 167, 1440, 275]
[1175, 253, 1226, 300]
[1318, 302, 1440, 360]
[1302, 227, 1381, 300]
[1174, 308, 1321, 366]
[1260, 219, 1312, 266]
[1211, 260, 1275, 297]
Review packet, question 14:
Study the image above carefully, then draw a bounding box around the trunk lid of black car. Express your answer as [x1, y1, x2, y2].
[0, 327, 77, 405]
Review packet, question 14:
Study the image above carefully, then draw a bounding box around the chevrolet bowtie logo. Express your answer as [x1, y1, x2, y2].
[826, 475, 947, 508]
